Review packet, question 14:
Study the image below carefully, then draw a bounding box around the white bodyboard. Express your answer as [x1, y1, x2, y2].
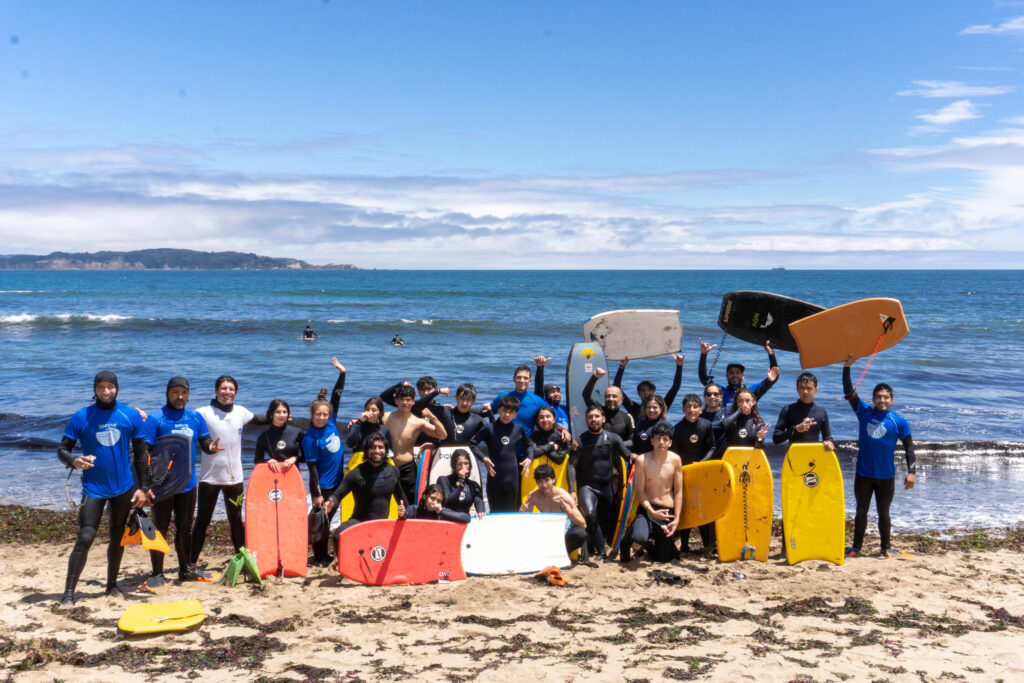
[583, 309, 682, 360]
[461, 512, 571, 574]
[429, 444, 482, 488]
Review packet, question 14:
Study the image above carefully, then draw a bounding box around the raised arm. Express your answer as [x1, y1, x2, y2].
[330, 358, 346, 415]
[663, 355, 684, 411]
[842, 356, 859, 411]
[698, 338, 716, 385]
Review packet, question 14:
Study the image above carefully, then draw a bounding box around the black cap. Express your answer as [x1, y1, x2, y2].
[726, 362, 745, 373]
[93, 371, 118, 390]
[166, 376, 190, 392]
[543, 383, 560, 395]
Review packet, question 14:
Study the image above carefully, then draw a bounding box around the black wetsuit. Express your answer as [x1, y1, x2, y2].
[345, 420, 393, 453]
[614, 364, 683, 420]
[529, 426, 567, 464]
[698, 351, 779, 406]
[451, 409, 488, 445]
[471, 420, 534, 512]
[671, 417, 716, 465]
[582, 375, 636, 446]
[328, 460, 408, 551]
[626, 504, 678, 562]
[571, 429, 629, 553]
[631, 417, 667, 455]
[405, 504, 470, 523]
[719, 408, 765, 454]
[438, 474, 485, 516]
[254, 424, 305, 465]
[773, 401, 833, 445]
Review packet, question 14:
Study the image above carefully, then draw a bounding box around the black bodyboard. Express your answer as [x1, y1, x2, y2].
[148, 433, 192, 503]
[717, 291, 824, 352]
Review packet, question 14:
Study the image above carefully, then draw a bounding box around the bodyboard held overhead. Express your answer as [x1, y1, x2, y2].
[788, 298, 909, 369]
[717, 291, 823, 353]
[583, 309, 682, 361]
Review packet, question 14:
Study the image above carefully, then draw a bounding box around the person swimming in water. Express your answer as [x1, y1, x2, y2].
[391, 333, 404, 346]
[303, 325, 319, 341]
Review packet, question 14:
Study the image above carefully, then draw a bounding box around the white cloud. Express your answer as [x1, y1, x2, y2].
[896, 80, 1013, 98]
[961, 15, 1024, 35]
[912, 100, 983, 134]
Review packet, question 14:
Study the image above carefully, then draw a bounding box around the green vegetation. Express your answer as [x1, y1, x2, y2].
[0, 249, 357, 270]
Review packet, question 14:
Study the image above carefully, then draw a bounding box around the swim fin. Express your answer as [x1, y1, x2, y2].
[120, 510, 142, 546]
[240, 547, 262, 584]
[134, 509, 171, 554]
[219, 547, 262, 587]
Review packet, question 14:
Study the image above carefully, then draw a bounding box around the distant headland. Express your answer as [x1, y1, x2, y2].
[0, 249, 359, 271]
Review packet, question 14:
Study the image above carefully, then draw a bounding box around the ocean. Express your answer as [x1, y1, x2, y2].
[1, 269, 1022, 530]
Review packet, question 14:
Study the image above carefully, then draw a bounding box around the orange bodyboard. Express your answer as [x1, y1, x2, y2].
[245, 463, 308, 578]
[788, 298, 908, 369]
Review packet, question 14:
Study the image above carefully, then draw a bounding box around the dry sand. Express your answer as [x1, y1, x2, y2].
[2, 534, 1023, 682]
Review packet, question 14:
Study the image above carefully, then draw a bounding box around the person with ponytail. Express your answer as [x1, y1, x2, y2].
[718, 387, 770, 454]
[302, 357, 347, 565]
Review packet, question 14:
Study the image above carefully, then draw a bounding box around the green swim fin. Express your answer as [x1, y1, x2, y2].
[135, 509, 171, 554]
[219, 554, 244, 587]
[240, 547, 262, 585]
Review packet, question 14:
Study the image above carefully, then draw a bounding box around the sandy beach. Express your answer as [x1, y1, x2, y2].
[1, 508, 1022, 682]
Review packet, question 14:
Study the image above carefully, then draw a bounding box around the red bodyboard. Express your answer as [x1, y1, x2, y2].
[336, 519, 466, 585]
[414, 445, 433, 503]
[245, 463, 308, 578]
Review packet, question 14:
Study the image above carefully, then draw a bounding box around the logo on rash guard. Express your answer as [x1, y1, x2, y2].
[96, 424, 122, 447]
[325, 434, 341, 453]
[867, 420, 887, 439]
[501, 436, 510, 445]
[639, 433, 648, 441]
[689, 434, 698, 443]
[738, 428, 748, 438]
[455, 425, 464, 434]
[276, 441, 287, 450]
[173, 425, 194, 439]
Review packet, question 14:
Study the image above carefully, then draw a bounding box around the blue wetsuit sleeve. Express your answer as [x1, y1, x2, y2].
[664, 364, 683, 412]
[331, 370, 345, 415]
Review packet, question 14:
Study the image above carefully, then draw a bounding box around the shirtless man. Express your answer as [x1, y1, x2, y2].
[521, 464, 588, 558]
[621, 422, 683, 563]
[383, 384, 447, 503]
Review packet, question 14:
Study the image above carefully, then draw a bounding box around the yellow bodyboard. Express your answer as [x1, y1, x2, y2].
[716, 447, 773, 562]
[339, 451, 398, 522]
[118, 599, 204, 634]
[521, 455, 570, 508]
[782, 443, 845, 565]
[679, 460, 735, 528]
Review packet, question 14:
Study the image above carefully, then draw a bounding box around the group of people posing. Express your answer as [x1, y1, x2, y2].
[57, 339, 915, 605]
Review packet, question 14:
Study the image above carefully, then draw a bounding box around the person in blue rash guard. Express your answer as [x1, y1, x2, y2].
[304, 357, 347, 566]
[631, 394, 669, 457]
[613, 355, 685, 422]
[438, 449, 485, 518]
[141, 376, 222, 591]
[698, 338, 779, 408]
[843, 355, 916, 559]
[531, 356, 570, 431]
[570, 405, 630, 561]
[345, 396, 393, 454]
[57, 372, 149, 606]
[471, 395, 534, 512]
[482, 364, 549, 438]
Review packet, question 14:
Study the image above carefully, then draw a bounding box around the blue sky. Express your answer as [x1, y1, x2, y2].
[2, 1, 1023, 268]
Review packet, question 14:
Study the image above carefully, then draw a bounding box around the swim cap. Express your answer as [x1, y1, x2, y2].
[94, 371, 119, 390]
[166, 376, 190, 392]
[725, 362, 745, 373]
[543, 383, 560, 395]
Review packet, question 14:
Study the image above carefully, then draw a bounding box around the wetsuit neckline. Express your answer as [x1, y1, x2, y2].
[211, 398, 234, 413]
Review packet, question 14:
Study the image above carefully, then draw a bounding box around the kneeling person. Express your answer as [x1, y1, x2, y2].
[622, 422, 682, 562]
[521, 464, 587, 558]
[323, 434, 408, 556]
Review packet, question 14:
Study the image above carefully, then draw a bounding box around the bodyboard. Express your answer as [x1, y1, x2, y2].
[679, 460, 735, 528]
[428, 444, 482, 491]
[611, 463, 639, 554]
[415, 445, 434, 503]
[717, 291, 823, 353]
[336, 519, 467, 585]
[118, 600, 204, 634]
[788, 298, 909, 369]
[565, 342, 608, 441]
[520, 454, 570, 507]
[462, 512, 570, 574]
[339, 451, 399, 522]
[583, 309, 682, 361]
[148, 433, 192, 503]
[716, 447, 773, 562]
[245, 463, 308, 578]
[782, 443, 845, 565]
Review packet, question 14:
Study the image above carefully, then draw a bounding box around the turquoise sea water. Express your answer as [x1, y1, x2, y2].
[1, 269, 1022, 529]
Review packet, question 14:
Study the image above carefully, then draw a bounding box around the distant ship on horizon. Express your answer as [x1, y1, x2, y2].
[771, 266, 786, 271]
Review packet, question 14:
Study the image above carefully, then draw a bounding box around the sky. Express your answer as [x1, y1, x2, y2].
[2, 1, 1024, 269]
